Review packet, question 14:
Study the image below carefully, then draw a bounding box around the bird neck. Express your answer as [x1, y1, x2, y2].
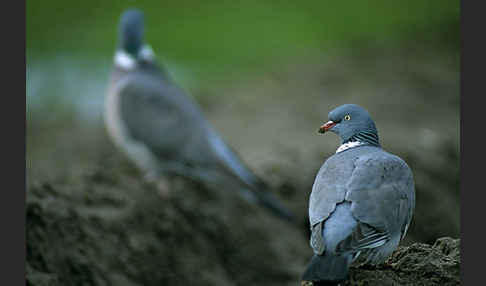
[114, 44, 155, 70]
[336, 141, 366, 153]
[342, 130, 381, 147]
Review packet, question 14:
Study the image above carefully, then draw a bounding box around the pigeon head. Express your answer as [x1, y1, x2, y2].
[118, 9, 145, 57]
[318, 104, 380, 146]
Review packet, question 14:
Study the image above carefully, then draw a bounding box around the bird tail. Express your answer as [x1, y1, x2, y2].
[183, 166, 295, 222]
[246, 184, 296, 222]
[302, 253, 352, 284]
[205, 131, 296, 222]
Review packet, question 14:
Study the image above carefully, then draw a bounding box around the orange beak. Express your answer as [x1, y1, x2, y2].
[318, 121, 336, 134]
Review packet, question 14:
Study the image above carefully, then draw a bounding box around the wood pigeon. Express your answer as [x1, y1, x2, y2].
[104, 9, 295, 222]
[302, 104, 415, 284]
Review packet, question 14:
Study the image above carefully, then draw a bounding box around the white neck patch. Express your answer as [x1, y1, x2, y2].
[114, 50, 137, 70]
[114, 44, 156, 70]
[139, 45, 155, 61]
[336, 141, 365, 154]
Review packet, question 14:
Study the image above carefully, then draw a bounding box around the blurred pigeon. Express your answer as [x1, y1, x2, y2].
[104, 9, 295, 221]
[302, 104, 415, 284]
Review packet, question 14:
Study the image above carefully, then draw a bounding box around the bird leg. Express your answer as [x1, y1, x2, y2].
[143, 171, 171, 198]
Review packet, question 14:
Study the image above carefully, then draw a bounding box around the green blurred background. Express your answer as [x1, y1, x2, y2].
[26, 0, 459, 130]
[27, 0, 459, 84]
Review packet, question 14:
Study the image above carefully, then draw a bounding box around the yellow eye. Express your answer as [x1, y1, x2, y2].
[344, 115, 351, 121]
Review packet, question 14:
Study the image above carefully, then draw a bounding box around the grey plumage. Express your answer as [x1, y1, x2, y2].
[303, 104, 415, 284]
[104, 9, 295, 221]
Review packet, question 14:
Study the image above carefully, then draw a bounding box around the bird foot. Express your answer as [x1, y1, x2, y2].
[381, 261, 394, 270]
[155, 179, 171, 198]
[356, 262, 376, 270]
[301, 281, 342, 286]
[143, 172, 171, 198]
[355, 261, 392, 271]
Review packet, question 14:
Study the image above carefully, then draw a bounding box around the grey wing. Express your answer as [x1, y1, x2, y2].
[205, 131, 269, 189]
[308, 156, 357, 254]
[310, 220, 325, 255]
[118, 74, 269, 189]
[117, 73, 297, 220]
[308, 155, 357, 227]
[340, 152, 415, 258]
[118, 74, 214, 169]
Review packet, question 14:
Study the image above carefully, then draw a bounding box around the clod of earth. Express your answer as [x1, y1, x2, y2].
[26, 172, 459, 286]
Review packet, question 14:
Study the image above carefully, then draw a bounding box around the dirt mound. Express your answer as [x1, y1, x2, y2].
[26, 162, 308, 286]
[341, 237, 461, 286]
[26, 166, 460, 286]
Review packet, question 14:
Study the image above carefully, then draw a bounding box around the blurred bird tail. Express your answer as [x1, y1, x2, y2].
[205, 131, 296, 222]
[302, 253, 351, 284]
[234, 179, 295, 223]
[252, 187, 296, 222]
